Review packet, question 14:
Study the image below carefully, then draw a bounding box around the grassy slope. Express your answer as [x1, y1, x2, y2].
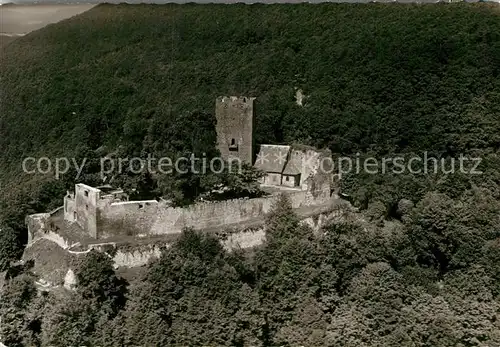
[0, 2, 499, 194]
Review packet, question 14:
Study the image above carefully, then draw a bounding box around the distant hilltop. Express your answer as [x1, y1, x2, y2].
[0, 1, 97, 5]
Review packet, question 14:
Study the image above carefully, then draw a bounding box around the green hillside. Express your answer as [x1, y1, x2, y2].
[2, 4, 500, 345]
[0, 35, 17, 49]
[2, 3, 500, 161]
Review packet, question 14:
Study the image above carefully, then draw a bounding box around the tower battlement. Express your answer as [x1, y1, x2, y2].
[216, 96, 255, 104]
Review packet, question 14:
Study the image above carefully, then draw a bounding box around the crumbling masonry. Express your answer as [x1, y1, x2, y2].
[25, 96, 338, 274]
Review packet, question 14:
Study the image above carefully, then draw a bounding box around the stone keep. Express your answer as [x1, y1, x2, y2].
[215, 96, 255, 164]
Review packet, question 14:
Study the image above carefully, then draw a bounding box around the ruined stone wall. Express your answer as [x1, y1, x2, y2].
[26, 207, 66, 245]
[26, 213, 51, 244]
[112, 244, 164, 268]
[95, 187, 331, 239]
[301, 149, 333, 198]
[97, 200, 160, 238]
[222, 228, 267, 251]
[215, 96, 255, 164]
[26, 181, 332, 243]
[64, 195, 76, 223]
[23, 197, 344, 276]
[109, 207, 344, 268]
[150, 195, 275, 235]
[41, 230, 74, 250]
[74, 184, 100, 238]
[29, 176, 331, 243]
[95, 196, 275, 239]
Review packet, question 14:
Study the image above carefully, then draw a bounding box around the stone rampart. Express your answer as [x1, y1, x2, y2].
[96, 188, 330, 238]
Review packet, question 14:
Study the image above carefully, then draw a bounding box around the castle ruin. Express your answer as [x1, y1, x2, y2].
[24, 96, 338, 279]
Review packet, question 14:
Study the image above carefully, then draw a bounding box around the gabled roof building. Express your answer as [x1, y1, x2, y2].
[254, 143, 331, 192]
[254, 144, 292, 186]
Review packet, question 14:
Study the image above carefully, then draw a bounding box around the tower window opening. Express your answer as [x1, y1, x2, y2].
[229, 138, 238, 151]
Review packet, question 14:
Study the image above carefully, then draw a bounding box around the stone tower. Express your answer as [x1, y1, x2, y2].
[215, 96, 255, 164]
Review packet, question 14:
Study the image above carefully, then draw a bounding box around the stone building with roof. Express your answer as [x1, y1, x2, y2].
[282, 149, 303, 187]
[254, 144, 292, 186]
[254, 144, 331, 191]
[214, 96, 333, 191]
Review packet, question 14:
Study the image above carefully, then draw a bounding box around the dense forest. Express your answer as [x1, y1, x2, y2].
[3, 196, 500, 345]
[1, 2, 500, 345]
